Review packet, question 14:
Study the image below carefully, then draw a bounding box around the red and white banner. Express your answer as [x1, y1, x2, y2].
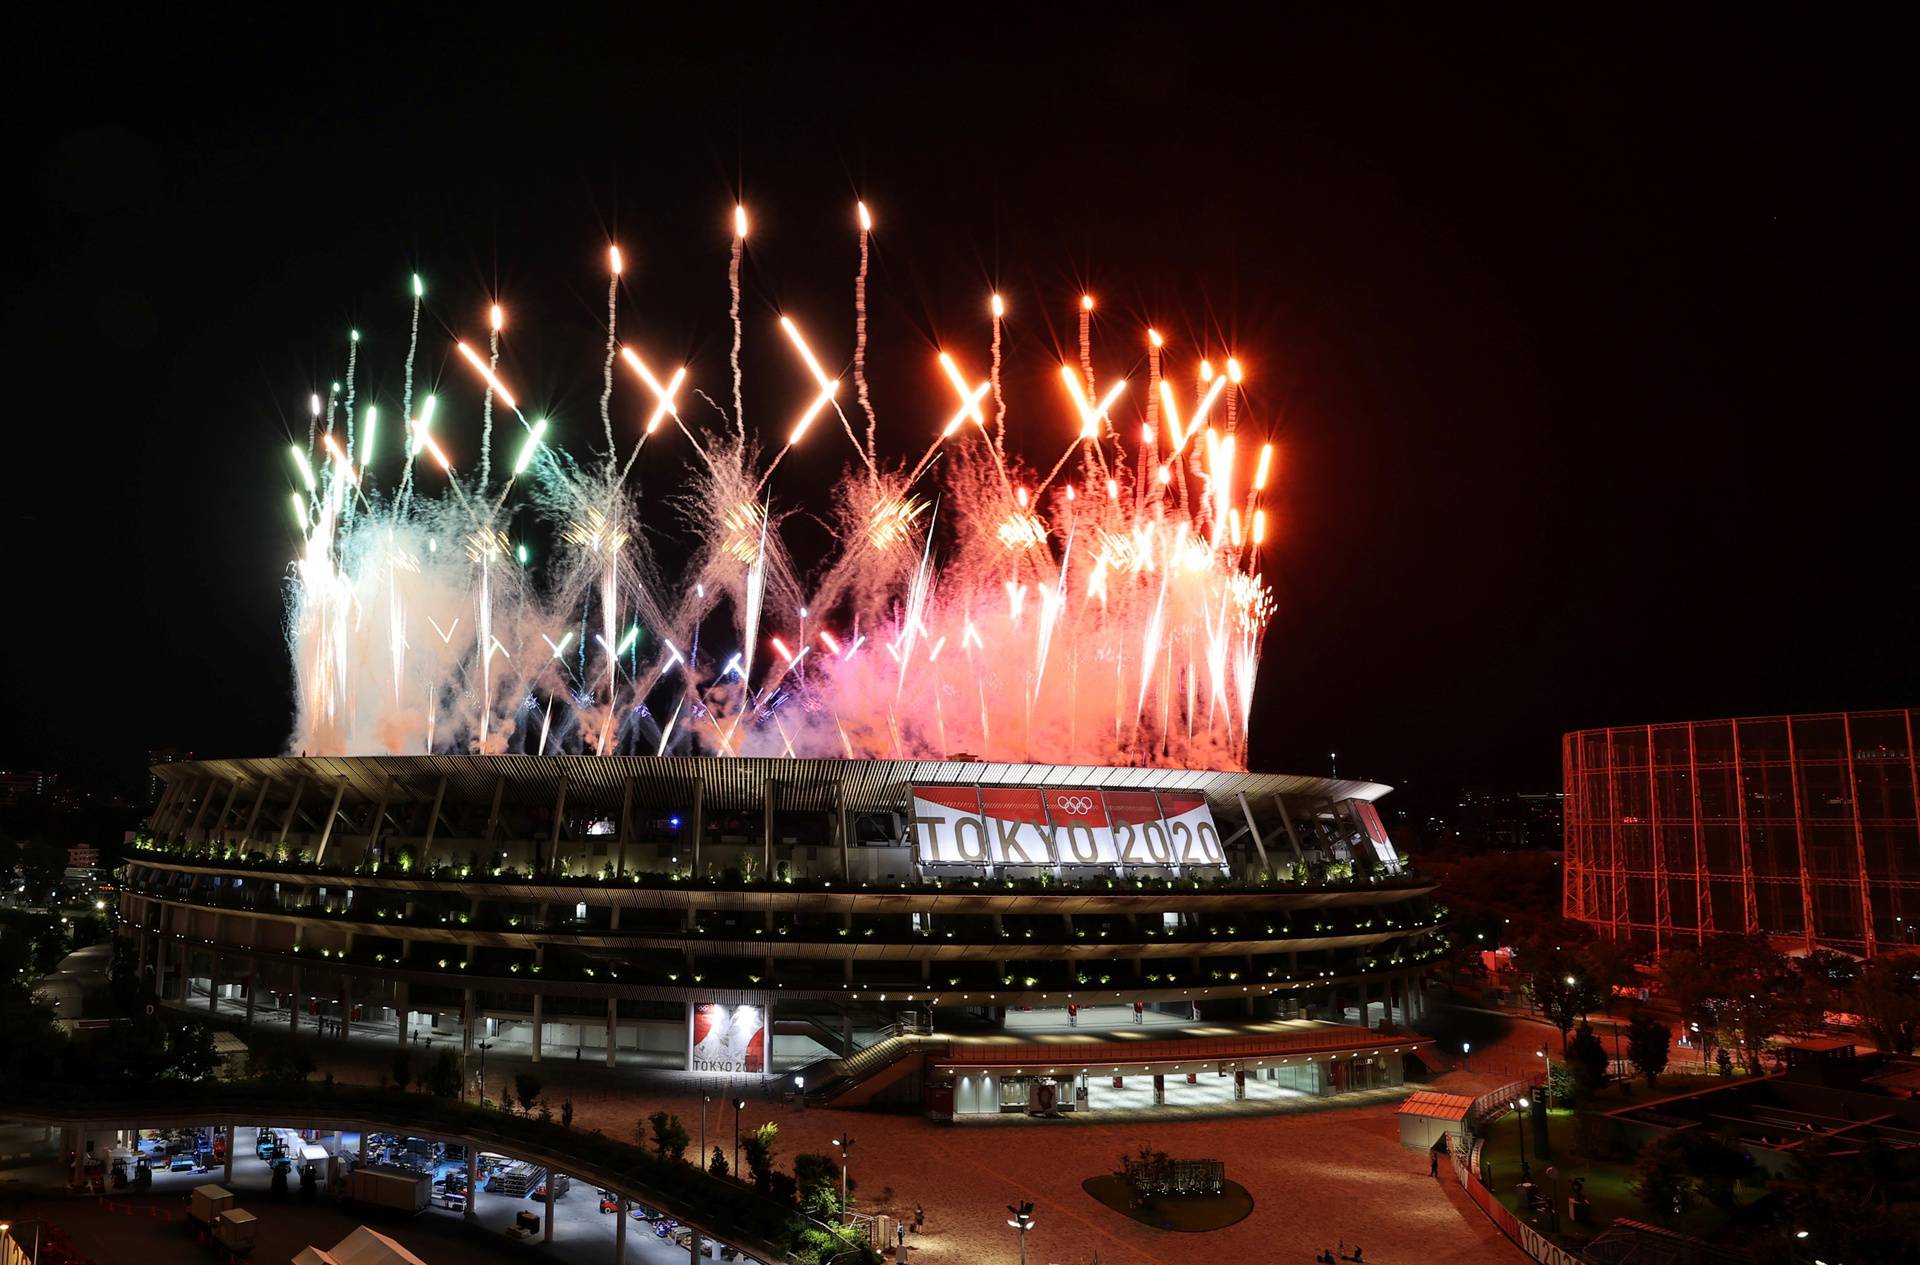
[1349, 800, 1403, 871]
[689, 1002, 767, 1075]
[910, 785, 1224, 868]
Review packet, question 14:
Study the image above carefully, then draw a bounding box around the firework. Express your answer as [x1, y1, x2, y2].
[285, 210, 1278, 769]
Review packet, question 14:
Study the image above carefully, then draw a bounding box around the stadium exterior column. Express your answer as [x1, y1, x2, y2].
[688, 1228, 702, 1263]
[464, 1148, 479, 1223]
[462, 988, 476, 1097]
[313, 780, 348, 866]
[689, 776, 703, 874]
[394, 982, 408, 1046]
[208, 953, 220, 1013]
[761, 779, 775, 878]
[531, 994, 544, 1063]
[544, 1171, 557, 1242]
[421, 775, 447, 865]
[607, 998, 618, 1068]
[835, 780, 850, 881]
[616, 1194, 629, 1262]
[213, 779, 243, 845]
[546, 778, 568, 877]
[1236, 793, 1271, 874]
[278, 778, 306, 846]
[241, 778, 271, 848]
[340, 978, 352, 1039]
[616, 776, 635, 877]
[245, 970, 257, 1027]
[289, 966, 301, 1034]
[136, 929, 149, 989]
[1270, 794, 1308, 865]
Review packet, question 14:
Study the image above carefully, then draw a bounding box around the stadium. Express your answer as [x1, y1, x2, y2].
[119, 754, 1442, 1117]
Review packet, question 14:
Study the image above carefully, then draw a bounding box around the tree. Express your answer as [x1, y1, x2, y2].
[424, 1049, 461, 1098]
[1630, 1133, 1696, 1219]
[1850, 957, 1920, 1056]
[1683, 1130, 1751, 1210]
[1658, 946, 1721, 1038]
[646, 1111, 691, 1162]
[1566, 1021, 1609, 1100]
[793, 1152, 842, 1216]
[1523, 950, 1602, 1050]
[514, 1072, 543, 1115]
[389, 1052, 413, 1093]
[708, 1146, 728, 1178]
[1626, 1010, 1671, 1087]
[164, 1022, 221, 1083]
[742, 1121, 779, 1192]
[1579, 937, 1641, 1013]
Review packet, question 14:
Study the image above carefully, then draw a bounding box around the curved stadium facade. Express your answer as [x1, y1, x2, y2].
[122, 755, 1441, 1116]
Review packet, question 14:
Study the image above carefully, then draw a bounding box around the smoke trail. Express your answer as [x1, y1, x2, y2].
[854, 204, 877, 467]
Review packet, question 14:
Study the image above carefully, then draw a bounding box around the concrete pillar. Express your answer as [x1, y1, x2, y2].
[245, 972, 257, 1027]
[358, 1131, 368, 1162]
[224, 1135, 235, 1184]
[69, 1122, 83, 1186]
[208, 953, 221, 1013]
[465, 1148, 480, 1223]
[136, 930, 149, 987]
[395, 982, 409, 1047]
[606, 998, 618, 1068]
[289, 967, 302, 1034]
[531, 994, 544, 1063]
[616, 1193, 629, 1263]
[688, 1228, 702, 1263]
[340, 980, 352, 1040]
[544, 1171, 557, 1242]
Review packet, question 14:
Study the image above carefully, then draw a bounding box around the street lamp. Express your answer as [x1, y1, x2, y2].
[832, 1133, 854, 1218]
[1462, 1041, 1471, 1071]
[1007, 1200, 1036, 1265]
[1514, 1096, 1531, 1182]
[732, 1099, 745, 1178]
[1538, 1045, 1552, 1107]
[794, 1073, 806, 1111]
[700, 1095, 710, 1169]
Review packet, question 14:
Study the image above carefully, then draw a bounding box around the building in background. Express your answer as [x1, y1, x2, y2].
[1563, 710, 1919, 956]
[0, 770, 58, 806]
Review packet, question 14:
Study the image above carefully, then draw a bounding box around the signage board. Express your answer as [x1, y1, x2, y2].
[1348, 800, 1402, 871]
[688, 1002, 767, 1075]
[910, 785, 1225, 868]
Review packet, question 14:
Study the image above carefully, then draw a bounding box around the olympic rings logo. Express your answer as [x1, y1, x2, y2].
[1054, 795, 1095, 816]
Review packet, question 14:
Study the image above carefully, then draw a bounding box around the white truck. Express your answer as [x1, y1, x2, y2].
[210, 1208, 256, 1260]
[346, 1165, 430, 1215]
[188, 1184, 237, 1233]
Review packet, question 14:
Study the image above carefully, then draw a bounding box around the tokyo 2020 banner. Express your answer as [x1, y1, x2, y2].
[910, 785, 1225, 868]
[689, 1002, 767, 1075]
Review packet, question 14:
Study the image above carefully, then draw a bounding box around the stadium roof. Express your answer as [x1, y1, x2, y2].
[154, 754, 1391, 813]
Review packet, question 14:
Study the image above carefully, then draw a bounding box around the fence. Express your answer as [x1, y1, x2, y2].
[1445, 1132, 1582, 1265]
[1468, 1078, 1538, 1130]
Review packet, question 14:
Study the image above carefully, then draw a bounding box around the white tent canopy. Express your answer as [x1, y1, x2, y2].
[292, 1225, 430, 1265]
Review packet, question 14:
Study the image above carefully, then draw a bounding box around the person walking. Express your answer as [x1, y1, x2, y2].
[912, 1204, 924, 1234]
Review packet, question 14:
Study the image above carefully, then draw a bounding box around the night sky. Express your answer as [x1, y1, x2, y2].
[4, 10, 1912, 796]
